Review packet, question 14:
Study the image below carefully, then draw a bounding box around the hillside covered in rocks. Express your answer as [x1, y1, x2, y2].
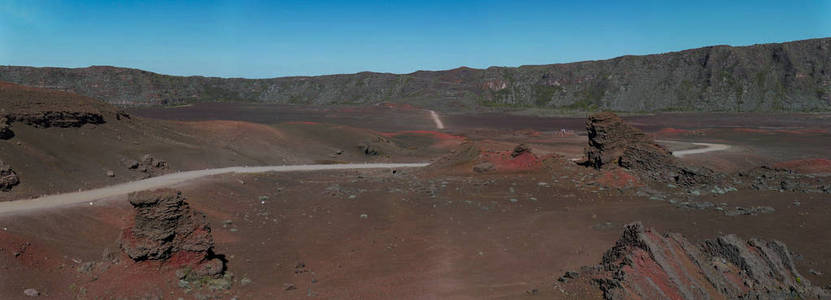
[1, 38, 830, 112]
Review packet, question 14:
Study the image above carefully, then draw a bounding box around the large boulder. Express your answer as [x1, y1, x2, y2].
[584, 112, 717, 185]
[0, 161, 20, 191]
[561, 223, 829, 300]
[120, 189, 223, 276]
[585, 112, 673, 169]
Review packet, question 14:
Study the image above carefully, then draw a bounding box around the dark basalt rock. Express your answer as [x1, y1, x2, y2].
[3, 111, 104, 128]
[563, 223, 830, 300]
[510, 144, 531, 158]
[120, 189, 224, 277]
[0, 161, 20, 192]
[583, 112, 718, 186]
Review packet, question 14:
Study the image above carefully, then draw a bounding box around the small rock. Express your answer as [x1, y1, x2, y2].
[141, 154, 154, 166]
[360, 213, 368, 219]
[77, 261, 95, 274]
[106, 170, 115, 177]
[124, 159, 140, 169]
[284, 283, 297, 291]
[23, 288, 39, 297]
[473, 162, 494, 173]
[240, 277, 253, 286]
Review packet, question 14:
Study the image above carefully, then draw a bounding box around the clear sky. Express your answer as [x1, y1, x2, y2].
[1, 0, 829, 78]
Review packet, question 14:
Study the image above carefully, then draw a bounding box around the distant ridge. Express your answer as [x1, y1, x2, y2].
[1, 38, 830, 112]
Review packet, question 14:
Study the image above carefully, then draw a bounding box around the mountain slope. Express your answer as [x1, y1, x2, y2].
[1, 38, 830, 112]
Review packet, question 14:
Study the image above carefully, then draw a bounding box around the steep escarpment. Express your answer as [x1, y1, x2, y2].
[1, 38, 830, 112]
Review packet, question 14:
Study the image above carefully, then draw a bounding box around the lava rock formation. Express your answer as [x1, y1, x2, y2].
[120, 189, 224, 277]
[563, 223, 829, 300]
[584, 112, 716, 186]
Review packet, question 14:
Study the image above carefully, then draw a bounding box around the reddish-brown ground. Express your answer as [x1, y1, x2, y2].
[0, 100, 830, 298]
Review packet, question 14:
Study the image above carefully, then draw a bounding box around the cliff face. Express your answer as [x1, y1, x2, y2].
[1, 38, 829, 112]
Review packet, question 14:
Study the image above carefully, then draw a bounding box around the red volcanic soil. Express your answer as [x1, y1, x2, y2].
[4, 160, 831, 298]
[480, 150, 542, 171]
[595, 168, 641, 189]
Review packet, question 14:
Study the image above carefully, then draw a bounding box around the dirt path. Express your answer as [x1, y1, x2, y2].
[0, 163, 429, 215]
[672, 142, 731, 157]
[429, 110, 445, 129]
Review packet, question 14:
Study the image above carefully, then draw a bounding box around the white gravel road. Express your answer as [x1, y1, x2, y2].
[0, 163, 429, 215]
[672, 142, 731, 158]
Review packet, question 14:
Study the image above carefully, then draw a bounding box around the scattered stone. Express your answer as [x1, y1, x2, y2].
[153, 159, 167, 169]
[511, 144, 531, 158]
[123, 159, 140, 169]
[473, 162, 494, 173]
[240, 277, 252, 286]
[76, 261, 95, 274]
[557, 271, 580, 283]
[23, 288, 39, 297]
[725, 206, 776, 216]
[358, 142, 379, 156]
[141, 154, 154, 166]
[0, 118, 13, 139]
[0, 160, 20, 191]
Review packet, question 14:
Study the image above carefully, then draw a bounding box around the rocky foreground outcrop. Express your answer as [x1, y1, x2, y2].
[584, 112, 716, 186]
[563, 223, 829, 300]
[120, 189, 224, 277]
[0, 161, 20, 191]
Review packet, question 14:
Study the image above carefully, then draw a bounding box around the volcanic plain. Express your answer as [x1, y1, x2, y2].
[1, 82, 830, 299]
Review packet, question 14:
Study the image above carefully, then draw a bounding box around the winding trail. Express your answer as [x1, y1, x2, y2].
[0, 163, 429, 215]
[672, 142, 731, 158]
[429, 110, 445, 129]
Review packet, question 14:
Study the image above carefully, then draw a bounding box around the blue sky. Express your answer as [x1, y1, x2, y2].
[1, 0, 829, 78]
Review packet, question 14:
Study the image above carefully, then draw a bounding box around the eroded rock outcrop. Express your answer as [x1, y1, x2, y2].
[120, 189, 224, 277]
[585, 112, 673, 169]
[0, 161, 20, 191]
[562, 223, 829, 300]
[0, 81, 115, 136]
[584, 112, 717, 185]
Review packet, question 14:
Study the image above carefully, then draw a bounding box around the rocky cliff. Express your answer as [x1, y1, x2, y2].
[1, 38, 829, 112]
